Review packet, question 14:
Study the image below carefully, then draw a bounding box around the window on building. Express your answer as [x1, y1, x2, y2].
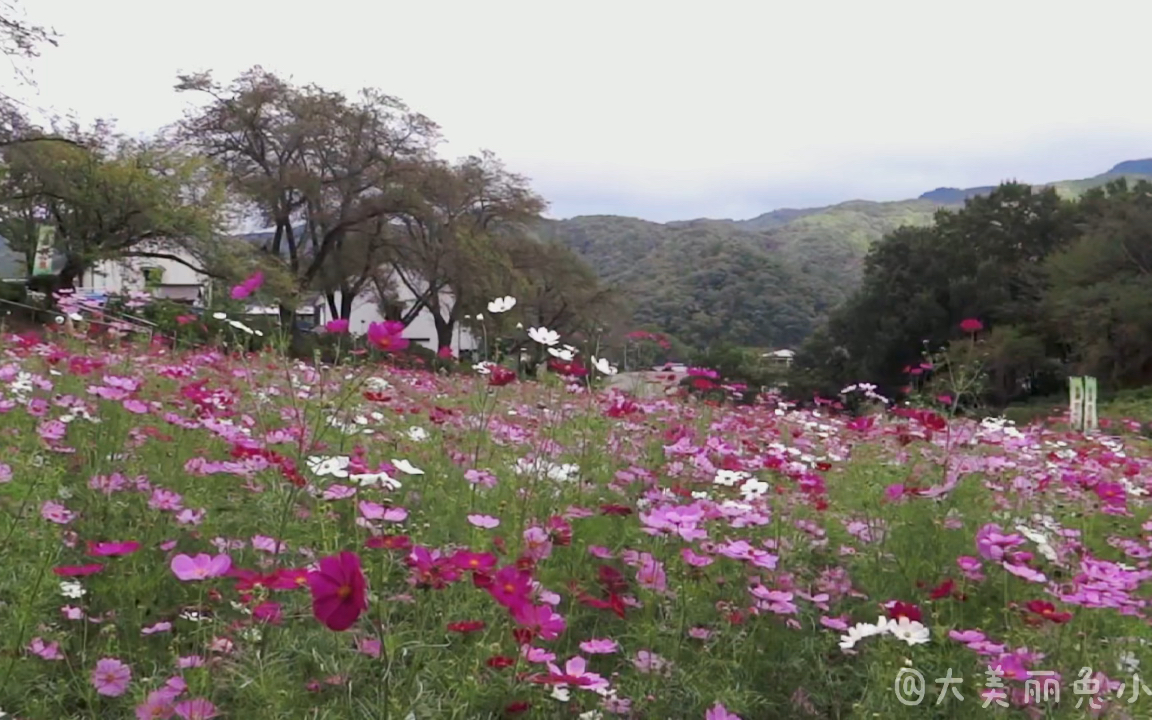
[141, 267, 165, 288]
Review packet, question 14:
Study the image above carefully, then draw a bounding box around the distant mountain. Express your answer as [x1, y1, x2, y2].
[1108, 159, 1152, 175]
[918, 186, 996, 203]
[546, 160, 1152, 351]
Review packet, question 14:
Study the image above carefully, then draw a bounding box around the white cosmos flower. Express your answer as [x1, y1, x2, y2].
[228, 319, 255, 335]
[838, 619, 889, 651]
[59, 581, 86, 599]
[391, 459, 424, 475]
[740, 478, 770, 501]
[307, 455, 350, 478]
[487, 296, 517, 313]
[527, 326, 560, 346]
[407, 427, 428, 442]
[212, 312, 227, 320]
[365, 377, 391, 392]
[591, 357, 618, 376]
[351, 472, 402, 491]
[889, 616, 930, 646]
[713, 469, 750, 487]
[548, 347, 575, 361]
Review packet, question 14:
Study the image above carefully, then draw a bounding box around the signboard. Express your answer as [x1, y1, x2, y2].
[32, 225, 56, 277]
[1069, 376, 1098, 433]
[1083, 376, 1098, 432]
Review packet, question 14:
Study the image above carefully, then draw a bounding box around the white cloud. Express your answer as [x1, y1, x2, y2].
[12, 0, 1152, 221]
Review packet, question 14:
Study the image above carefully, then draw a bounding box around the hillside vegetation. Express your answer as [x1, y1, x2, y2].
[545, 164, 1152, 352]
[792, 177, 1152, 410]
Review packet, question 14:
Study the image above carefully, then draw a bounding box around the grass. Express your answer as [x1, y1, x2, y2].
[1, 321, 1152, 719]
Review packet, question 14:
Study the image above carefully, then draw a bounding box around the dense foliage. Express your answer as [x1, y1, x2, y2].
[793, 179, 1152, 405]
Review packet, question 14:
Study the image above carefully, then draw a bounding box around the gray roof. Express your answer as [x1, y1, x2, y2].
[0, 235, 26, 280]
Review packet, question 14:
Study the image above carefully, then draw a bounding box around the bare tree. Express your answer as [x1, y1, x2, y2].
[0, 0, 57, 88]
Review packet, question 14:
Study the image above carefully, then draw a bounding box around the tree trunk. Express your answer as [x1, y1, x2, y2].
[433, 313, 455, 351]
[339, 286, 355, 320]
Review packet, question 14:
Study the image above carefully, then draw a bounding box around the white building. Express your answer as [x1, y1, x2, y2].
[762, 349, 795, 367]
[81, 241, 210, 305]
[79, 232, 479, 355]
[310, 270, 480, 355]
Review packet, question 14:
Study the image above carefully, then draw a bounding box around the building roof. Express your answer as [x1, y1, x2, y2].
[0, 235, 26, 280]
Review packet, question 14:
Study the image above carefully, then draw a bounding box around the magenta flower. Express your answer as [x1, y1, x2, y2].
[91, 657, 132, 696]
[324, 318, 350, 334]
[511, 603, 566, 640]
[169, 553, 232, 581]
[366, 321, 409, 352]
[88, 540, 141, 557]
[307, 551, 368, 631]
[230, 271, 264, 300]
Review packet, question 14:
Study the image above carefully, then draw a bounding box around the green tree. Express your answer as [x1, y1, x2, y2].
[0, 122, 225, 292]
[1043, 179, 1152, 386]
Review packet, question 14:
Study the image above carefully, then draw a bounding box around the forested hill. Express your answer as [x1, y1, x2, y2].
[542, 162, 1152, 351]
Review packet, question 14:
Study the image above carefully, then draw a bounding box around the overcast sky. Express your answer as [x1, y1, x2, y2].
[11, 0, 1152, 222]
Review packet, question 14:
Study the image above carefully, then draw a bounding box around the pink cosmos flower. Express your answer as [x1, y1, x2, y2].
[706, 703, 743, 720]
[522, 526, 553, 561]
[467, 514, 500, 529]
[41, 500, 76, 525]
[27, 637, 63, 660]
[542, 656, 609, 691]
[174, 698, 219, 719]
[136, 689, 179, 720]
[324, 318, 350, 334]
[579, 638, 619, 654]
[91, 657, 132, 696]
[170, 553, 232, 581]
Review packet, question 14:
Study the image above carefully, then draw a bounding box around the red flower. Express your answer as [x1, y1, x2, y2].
[365, 534, 412, 551]
[488, 366, 517, 387]
[1024, 600, 1073, 624]
[959, 318, 983, 333]
[887, 601, 922, 623]
[307, 551, 368, 632]
[928, 579, 955, 600]
[487, 655, 515, 669]
[447, 620, 486, 633]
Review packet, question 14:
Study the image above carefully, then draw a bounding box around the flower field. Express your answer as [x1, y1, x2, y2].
[2, 327, 1152, 719]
